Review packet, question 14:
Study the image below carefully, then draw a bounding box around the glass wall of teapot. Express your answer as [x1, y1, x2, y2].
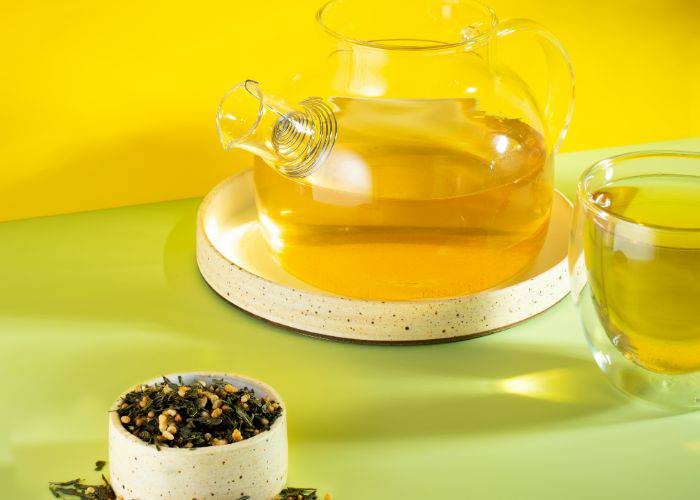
[216, 0, 574, 300]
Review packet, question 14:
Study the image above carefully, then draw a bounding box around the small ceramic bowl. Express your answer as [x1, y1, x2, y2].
[109, 372, 288, 500]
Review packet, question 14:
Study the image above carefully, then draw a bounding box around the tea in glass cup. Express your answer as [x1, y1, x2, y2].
[569, 151, 700, 408]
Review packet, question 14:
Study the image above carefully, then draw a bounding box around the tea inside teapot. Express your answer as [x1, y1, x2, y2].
[218, 84, 552, 300]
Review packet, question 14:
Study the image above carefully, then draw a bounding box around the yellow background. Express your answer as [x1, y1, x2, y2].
[1, 0, 698, 222]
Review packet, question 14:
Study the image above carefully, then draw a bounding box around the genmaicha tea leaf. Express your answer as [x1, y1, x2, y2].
[276, 487, 333, 499]
[48, 476, 331, 500]
[51, 381, 330, 499]
[48, 476, 116, 499]
[115, 377, 282, 449]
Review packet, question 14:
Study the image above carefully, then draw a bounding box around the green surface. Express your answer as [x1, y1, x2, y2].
[2, 137, 699, 499]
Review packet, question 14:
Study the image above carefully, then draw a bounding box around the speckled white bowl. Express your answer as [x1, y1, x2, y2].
[109, 372, 287, 500]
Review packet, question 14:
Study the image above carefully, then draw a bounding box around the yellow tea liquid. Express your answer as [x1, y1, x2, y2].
[586, 175, 700, 374]
[254, 98, 552, 300]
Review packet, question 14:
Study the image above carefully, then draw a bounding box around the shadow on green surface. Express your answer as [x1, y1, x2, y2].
[0, 199, 263, 348]
[162, 211, 673, 440]
[0, 200, 672, 463]
[291, 344, 643, 442]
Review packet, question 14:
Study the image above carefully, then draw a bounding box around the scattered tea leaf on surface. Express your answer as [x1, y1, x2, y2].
[48, 475, 115, 499]
[275, 487, 329, 499]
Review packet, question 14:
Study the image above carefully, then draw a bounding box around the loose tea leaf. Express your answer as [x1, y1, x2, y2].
[275, 488, 332, 500]
[49, 476, 329, 500]
[94, 461, 106, 472]
[48, 476, 116, 499]
[115, 377, 283, 448]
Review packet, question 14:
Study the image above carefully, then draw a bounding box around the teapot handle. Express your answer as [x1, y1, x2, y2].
[496, 19, 575, 152]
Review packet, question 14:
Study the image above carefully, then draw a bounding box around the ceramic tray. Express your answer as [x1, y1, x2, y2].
[196, 170, 571, 344]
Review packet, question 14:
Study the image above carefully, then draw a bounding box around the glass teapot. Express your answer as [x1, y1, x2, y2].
[216, 0, 574, 301]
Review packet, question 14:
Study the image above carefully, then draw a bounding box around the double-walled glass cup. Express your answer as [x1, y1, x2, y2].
[569, 151, 700, 408]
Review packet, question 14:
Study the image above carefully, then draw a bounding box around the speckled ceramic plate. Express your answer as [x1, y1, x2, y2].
[196, 170, 572, 344]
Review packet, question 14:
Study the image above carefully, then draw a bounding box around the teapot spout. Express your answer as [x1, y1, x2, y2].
[216, 80, 337, 178]
[216, 80, 282, 160]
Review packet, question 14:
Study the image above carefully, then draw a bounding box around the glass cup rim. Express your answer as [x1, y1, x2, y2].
[577, 150, 700, 233]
